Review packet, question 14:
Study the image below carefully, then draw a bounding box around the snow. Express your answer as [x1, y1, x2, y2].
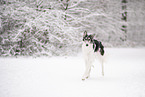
[0, 48, 145, 97]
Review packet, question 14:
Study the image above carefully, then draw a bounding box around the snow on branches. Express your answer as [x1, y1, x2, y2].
[1, 0, 136, 57]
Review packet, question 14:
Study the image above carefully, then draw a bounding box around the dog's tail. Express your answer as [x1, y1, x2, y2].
[99, 42, 104, 56]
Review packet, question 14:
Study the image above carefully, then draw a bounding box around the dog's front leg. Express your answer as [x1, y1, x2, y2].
[82, 60, 91, 80]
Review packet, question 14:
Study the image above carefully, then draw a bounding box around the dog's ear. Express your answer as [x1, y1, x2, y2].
[83, 31, 87, 37]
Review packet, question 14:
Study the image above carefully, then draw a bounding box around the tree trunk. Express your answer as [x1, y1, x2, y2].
[121, 0, 127, 41]
[64, 0, 69, 20]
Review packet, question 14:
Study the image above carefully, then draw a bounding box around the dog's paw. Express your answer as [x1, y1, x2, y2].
[86, 76, 89, 79]
[82, 76, 86, 81]
[82, 76, 89, 81]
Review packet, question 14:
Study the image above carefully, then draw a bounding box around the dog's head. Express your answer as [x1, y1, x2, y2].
[83, 31, 95, 46]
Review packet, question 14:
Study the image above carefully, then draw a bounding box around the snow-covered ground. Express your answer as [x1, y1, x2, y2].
[0, 48, 145, 97]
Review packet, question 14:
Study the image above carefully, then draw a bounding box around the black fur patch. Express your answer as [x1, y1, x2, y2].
[83, 31, 105, 56]
[93, 40, 104, 56]
[83, 35, 93, 43]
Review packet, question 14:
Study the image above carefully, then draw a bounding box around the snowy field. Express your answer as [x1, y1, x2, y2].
[0, 48, 145, 97]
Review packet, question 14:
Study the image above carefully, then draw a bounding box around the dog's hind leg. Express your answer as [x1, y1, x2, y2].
[100, 56, 104, 76]
[101, 59, 104, 76]
[97, 53, 104, 76]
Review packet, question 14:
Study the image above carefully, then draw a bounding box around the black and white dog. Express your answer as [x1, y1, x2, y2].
[82, 31, 105, 80]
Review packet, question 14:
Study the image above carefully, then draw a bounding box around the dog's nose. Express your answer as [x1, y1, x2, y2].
[86, 44, 88, 46]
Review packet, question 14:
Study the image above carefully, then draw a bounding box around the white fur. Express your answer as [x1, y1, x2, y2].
[82, 41, 104, 80]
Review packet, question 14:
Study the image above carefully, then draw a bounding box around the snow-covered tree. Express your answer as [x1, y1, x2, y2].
[0, 0, 82, 56]
[0, 0, 144, 57]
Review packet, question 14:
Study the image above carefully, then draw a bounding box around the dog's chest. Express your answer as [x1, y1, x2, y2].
[82, 42, 95, 58]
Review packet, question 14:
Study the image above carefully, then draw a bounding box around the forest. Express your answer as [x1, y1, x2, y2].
[0, 0, 145, 57]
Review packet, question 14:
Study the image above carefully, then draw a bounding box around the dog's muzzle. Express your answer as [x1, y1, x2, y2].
[86, 44, 88, 46]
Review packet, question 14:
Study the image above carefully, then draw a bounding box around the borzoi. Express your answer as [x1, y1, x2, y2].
[82, 31, 105, 80]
